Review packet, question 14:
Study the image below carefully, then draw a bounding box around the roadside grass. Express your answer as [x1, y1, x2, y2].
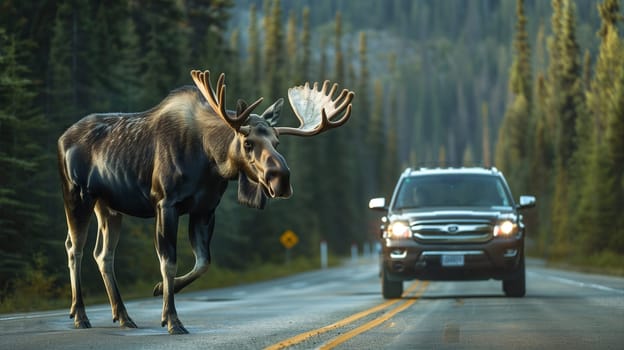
[0, 255, 339, 314]
[546, 250, 624, 277]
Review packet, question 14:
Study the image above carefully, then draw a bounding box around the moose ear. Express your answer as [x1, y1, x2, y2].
[261, 98, 283, 126]
[237, 172, 267, 209]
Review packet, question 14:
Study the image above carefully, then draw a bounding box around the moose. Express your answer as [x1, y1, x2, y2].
[57, 70, 354, 334]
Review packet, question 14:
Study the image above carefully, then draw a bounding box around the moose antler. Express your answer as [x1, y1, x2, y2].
[190, 70, 263, 132]
[276, 80, 355, 137]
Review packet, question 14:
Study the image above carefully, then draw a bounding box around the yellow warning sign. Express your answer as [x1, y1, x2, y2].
[280, 230, 299, 249]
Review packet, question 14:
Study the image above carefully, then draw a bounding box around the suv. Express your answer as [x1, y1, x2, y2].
[369, 167, 535, 298]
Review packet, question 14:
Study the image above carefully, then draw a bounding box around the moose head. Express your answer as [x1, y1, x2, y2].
[190, 70, 354, 209]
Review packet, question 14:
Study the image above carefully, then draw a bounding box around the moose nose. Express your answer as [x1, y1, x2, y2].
[265, 166, 292, 198]
[264, 156, 292, 198]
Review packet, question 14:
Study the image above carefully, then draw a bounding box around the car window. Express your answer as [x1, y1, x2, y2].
[394, 174, 511, 209]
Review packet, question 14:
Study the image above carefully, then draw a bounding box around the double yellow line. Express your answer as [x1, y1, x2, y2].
[265, 280, 429, 350]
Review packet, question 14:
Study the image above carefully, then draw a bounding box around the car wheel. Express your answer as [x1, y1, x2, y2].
[382, 268, 403, 299]
[503, 256, 526, 297]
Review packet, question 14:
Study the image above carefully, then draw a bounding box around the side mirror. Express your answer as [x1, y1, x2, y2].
[369, 197, 387, 211]
[517, 195, 536, 209]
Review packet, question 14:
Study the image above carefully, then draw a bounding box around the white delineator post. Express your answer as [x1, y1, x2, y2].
[320, 240, 328, 269]
[351, 243, 358, 264]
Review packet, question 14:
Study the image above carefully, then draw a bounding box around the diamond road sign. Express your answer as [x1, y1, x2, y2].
[280, 230, 299, 249]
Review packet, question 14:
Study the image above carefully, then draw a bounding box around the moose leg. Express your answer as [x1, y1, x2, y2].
[93, 202, 137, 328]
[63, 194, 93, 329]
[153, 211, 215, 296]
[155, 201, 187, 334]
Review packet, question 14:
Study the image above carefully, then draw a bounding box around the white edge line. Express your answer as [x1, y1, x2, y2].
[530, 272, 624, 295]
[0, 306, 110, 322]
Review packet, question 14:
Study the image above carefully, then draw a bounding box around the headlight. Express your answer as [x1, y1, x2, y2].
[493, 220, 517, 237]
[387, 221, 411, 239]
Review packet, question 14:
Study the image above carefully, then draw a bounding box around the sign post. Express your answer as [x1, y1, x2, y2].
[280, 230, 299, 265]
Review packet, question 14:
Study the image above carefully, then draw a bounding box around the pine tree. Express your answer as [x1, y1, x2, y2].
[368, 79, 384, 194]
[530, 74, 554, 255]
[119, 16, 142, 111]
[556, 0, 584, 168]
[357, 32, 370, 116]
[355, 31, 373, 194]
[481, 102, 491, 167]
[542, 0, 565, 258]
[510, 0, 532, 105]
[605, 42, 624, 251]
[300, 7, 311, 81]
[355, 30, 373, 154]
[346, 42, 357, 89]
[186, 0, 233, 70]
[91, 2, 141, 112]
[333, 12, 344, 83]
[382, 53, 400, 193]
[534, 19, 547, 74]
[495, 93, 528, 195]
[227, 29, 243, 98]
[262, 0, 284, 102]
[137, 0, 190, 108]
[582, 50, 592, 91]
[0, 27, 51, 287]
[286, 10, 298, 83]
[546, 0, 563, 140]
[316, 9, 361, 254]
[319, 36, 328, 79]
[598, 0, 621, 39]
[496, 0, 532, 195]
[47, 0, 97, 127]
[247, 3, 261, 98]
[585, 0, 621, 139]
[278, 5, 323, 261]
[548, 0, 585, 258]
[576, 0, 623, 253]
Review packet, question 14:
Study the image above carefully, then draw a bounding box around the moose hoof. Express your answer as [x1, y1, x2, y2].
[162, 318, 189, 335]
[114, 309, 139, 329]
[70, 308, 91, 329]
[168, 324, 189, 335]
[120, 317, 138, 329]
[74, 319, 92, 329]
[153, 282, 163, 296]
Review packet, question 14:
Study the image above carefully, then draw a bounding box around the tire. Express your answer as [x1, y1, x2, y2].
[503, 256, 526, 297]
[382, 268, 403, 299]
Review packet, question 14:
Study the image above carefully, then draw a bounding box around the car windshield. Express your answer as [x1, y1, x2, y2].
[393, 174, 512, 209]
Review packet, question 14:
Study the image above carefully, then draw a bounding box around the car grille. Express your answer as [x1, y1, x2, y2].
[411, 219, 493, 243]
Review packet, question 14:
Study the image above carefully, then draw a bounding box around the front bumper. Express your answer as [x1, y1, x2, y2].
[382, 236, 523, 281]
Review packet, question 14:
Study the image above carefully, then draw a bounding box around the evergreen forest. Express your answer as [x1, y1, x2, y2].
[1, 0, 623, 310]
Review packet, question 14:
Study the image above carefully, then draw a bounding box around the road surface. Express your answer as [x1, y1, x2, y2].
[1, 258, 623, 349]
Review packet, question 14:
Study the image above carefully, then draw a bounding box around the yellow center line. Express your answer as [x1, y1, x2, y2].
[264, 281, 422, 350]
[319, 281, 429, 350]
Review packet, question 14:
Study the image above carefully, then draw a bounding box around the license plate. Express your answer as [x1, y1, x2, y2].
[441, 254, 464, 267]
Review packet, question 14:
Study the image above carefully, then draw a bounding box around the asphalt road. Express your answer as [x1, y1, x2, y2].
[1, 258, 623, 349]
